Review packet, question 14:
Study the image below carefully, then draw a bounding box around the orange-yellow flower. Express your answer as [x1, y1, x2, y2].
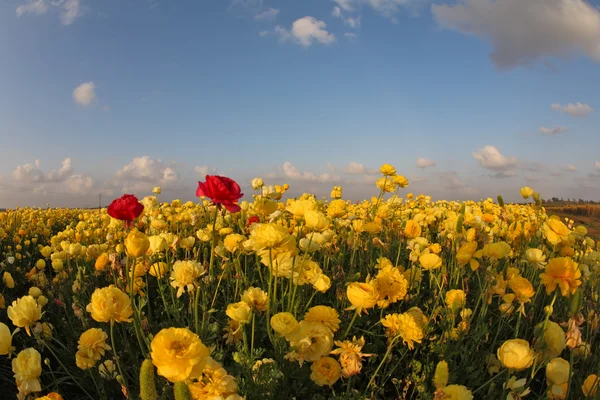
[539, 257, 581, 296]
[150, 327, 209, 383]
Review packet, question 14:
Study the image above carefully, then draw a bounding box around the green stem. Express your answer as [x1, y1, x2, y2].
[250, 313, 256, 355]
[341, 308, 360, 340]
[365, 336, 398, 393]
[110, 321, 130, 398]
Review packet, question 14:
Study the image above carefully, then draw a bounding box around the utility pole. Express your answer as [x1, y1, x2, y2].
[98, 193, 101, 211]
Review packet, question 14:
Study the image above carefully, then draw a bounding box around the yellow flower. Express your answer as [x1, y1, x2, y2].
[380, 312, 424, 349]
[286, 321, 334, 364]
[443, 385, 474, 400]
[543, 219, 571, 246]
[520, 186, 534, 199]
[286, 198, 317, 217]
[40, 246, 52, 258]
[224, 234, 247, 253]
[241, 287, 269, 312]
[419, 253, 442, 270]
[445, 289, 467, 311]
[346, 282, 379, 311]
[270, 312, 299, 338]
[188, 357, 241, 399]
[372, 266, 408, 308]
[170, 260, 205, 298]
[7, 295, 42, 336]
[75, 328, 111, 370]
[310, 356, 341, 386]
[152, 186, 161, 194]
[3, 271, 15, 288]
[226, 301, 252, 324]
[456, 241, 479, 271]
[539, 257, 581, 296]
[0, 322, 13, 355]
[251, 177, 264, 190]
[393, 175, 409, 188]
[147, 235, 168, 255]
[95, 253, 110, 271]
[248, 223, 295, 253]
[179, 236, 196, 251]
[86, 285, 133, 323]
[330, 336, 372, 378]
[582, 374, 599, 397]
[330, 186, 342, 199]
[327, 199, 347, 218]
[380, 163, 396, 176]
[375, 177, 395, 192]
[149, 262, 169, 278]
[150, 327, 209, 383]
[125, 229, 150, 257]
[304, 210, 330, 231]
[28, 287, 42, 298]
[508, 276, 535, 305]
[481, 242, 511, 259]
[35, 259, 46, 270]
[312, 273, 332, 293]
[537, 320, 566, 359]
[525, 248, 547, 269]
[12, 348, 42, 395]
[434, 360, 449, 389]
[304, 306, 340, 333]
[545, 357, 570, 386]
[496, 339, 535, 370]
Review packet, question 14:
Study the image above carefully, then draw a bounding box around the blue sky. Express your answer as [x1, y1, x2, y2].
[1, 0, 600, 207]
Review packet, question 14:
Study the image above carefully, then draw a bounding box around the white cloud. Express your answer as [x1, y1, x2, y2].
[60, 0, 81, 25]
[416, 157, 436, 168]
[64, 174, 94, 195]
[334, 0, 355, 12]
[16, 0, 48, 17]
[332, 5, 361, 28]
[344, 162, 366, 174]
[194, 166, 217, 176]
[472, 145, 517, 170]
[17, 0, 82, 25]
[345, 32, 357, 39]
[116, 156, 178, 182]
[432, 0, 600, 69]
[73, 82, 97, 106]
[11, 157, 94, 195]
[551, 102, 593, 117]
[13, 158, 73, 183]
[540, 126, 568, 135]
[114, 156, 180, 193]
[274, 17, 336, 47]
[259, 30, 270, 37]
[344, 16, 361, 28]
[282, 162, 340, 182]
[255, 7, 279, 20]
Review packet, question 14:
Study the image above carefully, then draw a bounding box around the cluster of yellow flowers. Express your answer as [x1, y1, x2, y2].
[0, 167, 599, 399]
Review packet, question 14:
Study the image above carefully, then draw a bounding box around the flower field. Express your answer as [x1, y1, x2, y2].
[0, 165, 599, 400]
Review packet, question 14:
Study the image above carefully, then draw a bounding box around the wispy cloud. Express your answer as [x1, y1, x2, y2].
[551, 102, 593, 117]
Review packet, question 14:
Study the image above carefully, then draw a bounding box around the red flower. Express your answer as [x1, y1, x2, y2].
[196, 175, 243, 213]
[107, 194, 144, 221]
[247, 215, 260, 227]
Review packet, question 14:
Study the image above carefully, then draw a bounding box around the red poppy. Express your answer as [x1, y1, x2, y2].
[247, 215, 260, 227]
[196, 175, 243, 213]
[107, 194, 144, 221]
